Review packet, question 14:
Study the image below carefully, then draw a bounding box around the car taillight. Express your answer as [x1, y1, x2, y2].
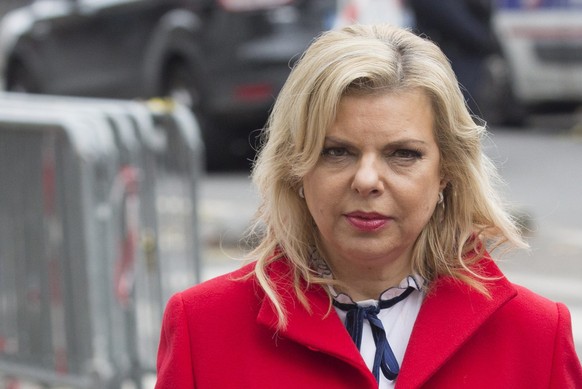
[218, 0, 293, 12]
[234, 83, 274, 102]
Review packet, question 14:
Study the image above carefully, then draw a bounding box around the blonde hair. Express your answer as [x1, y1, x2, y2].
[247, 24, 526, 329]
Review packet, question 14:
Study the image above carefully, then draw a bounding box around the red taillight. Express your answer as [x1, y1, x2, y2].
[218, 0, 293, 12]
[234, 83, 274, 102]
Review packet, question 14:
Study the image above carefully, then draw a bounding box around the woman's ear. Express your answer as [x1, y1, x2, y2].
[439, 175, 448, 192]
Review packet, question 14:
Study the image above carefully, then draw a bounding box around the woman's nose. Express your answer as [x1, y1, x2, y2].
[351, 155, 384, 196]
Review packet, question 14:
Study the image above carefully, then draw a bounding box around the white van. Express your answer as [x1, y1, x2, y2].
[494, 0, 582, 106]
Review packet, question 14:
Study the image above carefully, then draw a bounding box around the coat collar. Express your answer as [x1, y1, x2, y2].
[397, 257, 517, 388]
[256, 258, 378, 386]
[254, 255, 517, 388]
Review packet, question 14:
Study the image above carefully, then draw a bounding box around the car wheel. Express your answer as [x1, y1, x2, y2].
[162, 59, 202, 112]
[161, 59, 228, 170]
[478, 55, 527, 128]
[6, 60, 40, 93]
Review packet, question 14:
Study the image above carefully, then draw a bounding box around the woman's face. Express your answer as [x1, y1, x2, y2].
[303, 89, 446, 276]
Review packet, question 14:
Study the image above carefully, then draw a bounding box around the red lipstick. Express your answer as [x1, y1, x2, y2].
[345, 211, 390, 232]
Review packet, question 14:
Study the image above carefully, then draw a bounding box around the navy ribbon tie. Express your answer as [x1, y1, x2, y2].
[334, 286, 415, 382]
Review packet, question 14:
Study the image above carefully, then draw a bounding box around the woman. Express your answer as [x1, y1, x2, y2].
[155, 24, 582, 388]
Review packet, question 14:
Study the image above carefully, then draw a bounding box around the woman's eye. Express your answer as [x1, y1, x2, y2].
[392, 149, 423, 160]
[322, 147, 349, 157]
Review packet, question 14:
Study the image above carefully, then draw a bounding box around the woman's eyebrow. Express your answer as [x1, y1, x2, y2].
[324, 135, 428, 147]
[387, 139, 429, 148]
[323, 136, 351, 146]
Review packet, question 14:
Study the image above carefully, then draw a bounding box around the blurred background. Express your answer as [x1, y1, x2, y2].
[0, 0, 580, 388]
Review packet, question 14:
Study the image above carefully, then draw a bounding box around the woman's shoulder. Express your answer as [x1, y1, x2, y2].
[494, 281, 579, 364]
[486, 277, 575, 348]
[504, 281, 564, 322]
[174, 261, 260, 309]
[428, 257, 567, 330]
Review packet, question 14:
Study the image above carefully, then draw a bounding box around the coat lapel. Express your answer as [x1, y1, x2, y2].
[397, 258, 517, 388]
[256, 259, 377, 386]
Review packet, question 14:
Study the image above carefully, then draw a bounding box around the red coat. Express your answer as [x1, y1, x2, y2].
[155, 256, 582, 388]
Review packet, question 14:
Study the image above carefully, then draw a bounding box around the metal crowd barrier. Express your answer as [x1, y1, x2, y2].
[0, 93, 204, 389]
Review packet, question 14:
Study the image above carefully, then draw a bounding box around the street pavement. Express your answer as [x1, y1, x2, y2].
[198, 125, 582, 359]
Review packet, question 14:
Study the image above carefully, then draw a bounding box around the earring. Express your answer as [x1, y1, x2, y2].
[299, 187, 305, 198]
[437, 191, 444, 204]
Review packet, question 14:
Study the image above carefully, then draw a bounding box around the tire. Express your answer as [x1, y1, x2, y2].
[6, 60, 40, 93]
[161, 59, 202, 112]
[160, 59, 225, 170]
[477, 55, 527, 128]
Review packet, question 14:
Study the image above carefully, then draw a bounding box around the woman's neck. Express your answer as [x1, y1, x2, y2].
[329, 260, 412, 301]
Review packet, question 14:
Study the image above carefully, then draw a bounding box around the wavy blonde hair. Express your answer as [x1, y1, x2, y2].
[247, 24, 526, 329]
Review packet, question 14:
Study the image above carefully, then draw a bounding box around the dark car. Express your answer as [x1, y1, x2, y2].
[0, 0, 334, 169]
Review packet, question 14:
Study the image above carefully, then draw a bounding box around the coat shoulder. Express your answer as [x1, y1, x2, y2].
[502, 282, 560, 323]
[484, 281, 573, 364]
[176, 261, 261, 314]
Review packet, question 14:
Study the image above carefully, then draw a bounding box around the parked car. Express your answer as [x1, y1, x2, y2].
[0, 0, 334, 169]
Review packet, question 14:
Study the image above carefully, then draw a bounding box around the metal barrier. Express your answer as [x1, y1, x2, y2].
[0, 93, 203, 389]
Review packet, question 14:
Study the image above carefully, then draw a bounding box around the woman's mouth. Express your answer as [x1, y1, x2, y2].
[344, 211, 390, 232]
